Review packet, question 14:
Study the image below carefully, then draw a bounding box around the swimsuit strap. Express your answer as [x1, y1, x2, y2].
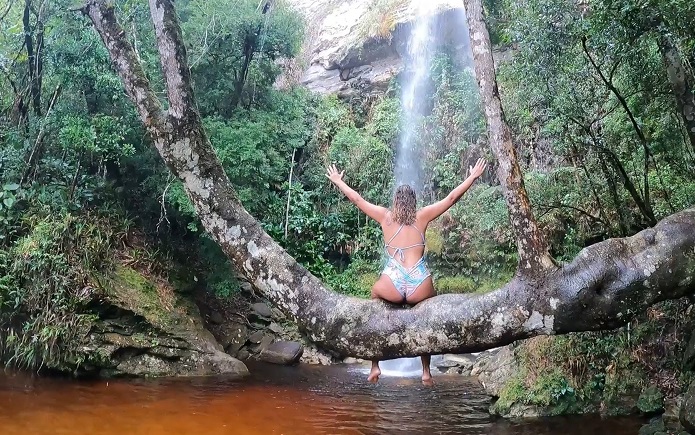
[385, 224, 405, 247]
[384, 224, 426, 262]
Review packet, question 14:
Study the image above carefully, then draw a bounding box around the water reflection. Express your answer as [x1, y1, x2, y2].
[0, 363, 644, 435]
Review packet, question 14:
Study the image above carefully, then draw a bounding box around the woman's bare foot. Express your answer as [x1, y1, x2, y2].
[367, 365, 381, 383]
[420, 355, 433, 386]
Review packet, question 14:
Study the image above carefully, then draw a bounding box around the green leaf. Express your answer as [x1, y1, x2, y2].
[3, 198, 14, 209]
[3, 183, 19, 191]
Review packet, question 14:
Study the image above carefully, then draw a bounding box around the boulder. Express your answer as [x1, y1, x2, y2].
[251, 302, 273, 319]
[247, 330, 265, 344]
[436, 354, 476, 375]
[681, 381, 695, 433]
[475, 346, 519, 397]
[683, 331, 695, 372]
[638, 417, 666, 435]
[259, 341, 304, 365]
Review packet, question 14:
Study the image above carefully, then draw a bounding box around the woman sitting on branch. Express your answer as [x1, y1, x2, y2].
[326, 158, 487, 384]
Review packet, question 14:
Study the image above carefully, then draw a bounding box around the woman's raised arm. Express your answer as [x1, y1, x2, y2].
[418, 158, 487, 224]
[326, 164, 388, 223]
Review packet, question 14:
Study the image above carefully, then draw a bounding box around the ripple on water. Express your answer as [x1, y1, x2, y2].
[0, 362, 645, 435]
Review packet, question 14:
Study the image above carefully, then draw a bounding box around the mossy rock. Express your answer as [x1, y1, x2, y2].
[638, 417, 666, 435]
[638, 385, 665, 415]
[96, 265, 178, 329]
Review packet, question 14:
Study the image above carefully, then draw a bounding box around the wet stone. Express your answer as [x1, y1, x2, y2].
[251, 302, 273, 319]
[209, 311, 224, 325]
[259, 334, 274, 350]
[247, 330, 264, 344]
[259, 341, 304, 365]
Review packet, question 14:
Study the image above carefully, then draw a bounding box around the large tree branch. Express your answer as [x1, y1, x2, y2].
[307, 208, 695, 359]
[463, 0, 556, 276]
[80, 0, 695, 362]
[76, 0, 166, 130]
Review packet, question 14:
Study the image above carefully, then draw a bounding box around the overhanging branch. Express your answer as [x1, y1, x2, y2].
[79, 0, 695, 362]
[308, 208, 695, 359]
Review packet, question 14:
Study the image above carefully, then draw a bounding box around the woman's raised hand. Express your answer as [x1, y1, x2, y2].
[469, 158, 487, 179]
[325, 164, 345, 184]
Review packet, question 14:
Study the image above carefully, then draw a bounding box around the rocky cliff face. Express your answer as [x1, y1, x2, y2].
[72, 266, 248, 378]
[283, 0, 471, 98]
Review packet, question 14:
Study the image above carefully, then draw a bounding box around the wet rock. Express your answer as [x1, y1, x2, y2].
[247, 330, 265, 344]
[681, 381, 695, 432]
[343, 357, 363, 364]
[470, 348, 501, 377]
[437, 354, 476, 375]
[300, 344, 336, 365]
[219, 323, 248, 352]
[639, 417, 667, 435]
[251, 302, 273, 319]
[268, 322, 284, 334]
[285, 0, 468, 98]
[259, 334, 274, 351]
[237, 349, 250, 361]
[475, 346, 519, 397]
[638, 385, 665, 415]
[74, 265, 250, 378]
[259, 341, 304, 365]
[664, 395, 684, 427]
[684, 331, 695, 371]
[601, 392, 640, 416]
[209, 311, 225, 325]
[495, 403, 552, 419]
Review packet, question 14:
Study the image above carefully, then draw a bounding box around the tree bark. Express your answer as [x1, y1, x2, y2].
[23, 0, 44, 117]
[463, 0, 556, 277]
[78, 0, 695, 360]
[658, 34, 695, 153]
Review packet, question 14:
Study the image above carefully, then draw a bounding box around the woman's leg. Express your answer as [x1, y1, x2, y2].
[367, 275, 404, 383]
[406, 277, 436, 384]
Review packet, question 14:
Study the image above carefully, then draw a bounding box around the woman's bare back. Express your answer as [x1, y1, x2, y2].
[380, 212, 428, 268]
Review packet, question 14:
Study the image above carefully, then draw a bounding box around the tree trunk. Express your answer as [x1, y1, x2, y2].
[78, 0, 695, 360]
[23, 0, 43, 117]
[658, 34, 695, 153]
[463, 0, 556, 277]
[230, 28, 259, 111]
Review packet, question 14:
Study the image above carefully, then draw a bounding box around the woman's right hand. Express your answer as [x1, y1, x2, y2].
[469, 158, 487, 179]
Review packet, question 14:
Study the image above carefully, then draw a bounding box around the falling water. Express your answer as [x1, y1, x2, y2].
[394, 0, 473, 197]
[388, 1, 474, 376]
[393, 1, 436, 193]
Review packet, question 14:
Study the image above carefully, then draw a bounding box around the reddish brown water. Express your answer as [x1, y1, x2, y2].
[0, 362, 644, 435]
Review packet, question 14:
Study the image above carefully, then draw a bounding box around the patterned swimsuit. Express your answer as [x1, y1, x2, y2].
[382, 224, 431, 301]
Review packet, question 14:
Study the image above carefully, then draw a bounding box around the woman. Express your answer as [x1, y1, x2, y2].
[326, 158, 487, 384]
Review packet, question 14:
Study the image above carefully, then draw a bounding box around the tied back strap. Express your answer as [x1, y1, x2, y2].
[385, 224, 426, 262]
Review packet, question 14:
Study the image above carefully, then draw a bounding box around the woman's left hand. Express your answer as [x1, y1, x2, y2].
[325, 164, 345, 184]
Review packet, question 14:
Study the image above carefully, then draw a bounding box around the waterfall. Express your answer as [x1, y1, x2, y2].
[393, 1, 435, 193]
[385, 1, 474, 377]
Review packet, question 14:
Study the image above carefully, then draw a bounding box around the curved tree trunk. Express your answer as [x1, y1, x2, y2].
[77, 0, 695, 361]
[463, 0, 556, 277]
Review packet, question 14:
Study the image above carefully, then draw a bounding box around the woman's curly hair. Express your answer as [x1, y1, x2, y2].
[391, 184, 416, 225]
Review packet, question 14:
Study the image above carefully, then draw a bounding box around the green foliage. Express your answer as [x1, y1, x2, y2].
[0, 210, 118, 371]
[495, 300, 694, 416]
[325, 259, 380, 298]
[182, 0, 304, 115]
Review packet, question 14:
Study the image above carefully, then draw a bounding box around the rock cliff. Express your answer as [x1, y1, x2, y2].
[283, 0, 471, 98]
